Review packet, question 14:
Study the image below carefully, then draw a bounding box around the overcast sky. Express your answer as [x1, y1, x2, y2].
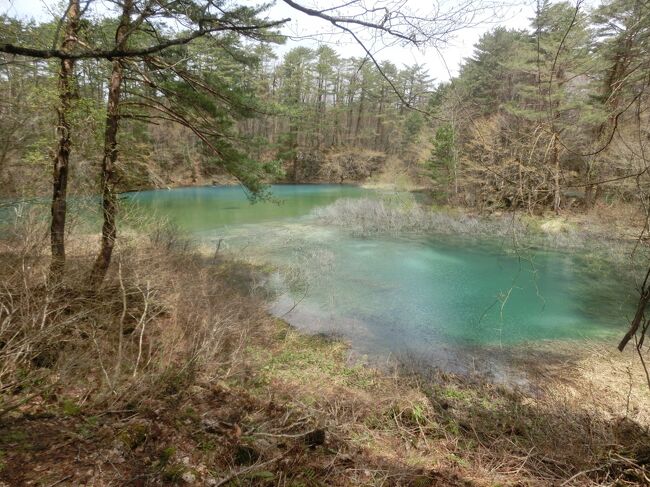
[0, 0, 555, 81]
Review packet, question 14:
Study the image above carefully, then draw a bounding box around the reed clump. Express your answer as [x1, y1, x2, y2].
[313, 197, 527, 238]
[313, 197, 645, 265]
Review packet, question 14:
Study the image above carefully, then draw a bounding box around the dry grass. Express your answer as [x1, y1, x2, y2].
[0, 214, 464, 485]
[0, 210, 261, 413]
[312, 197, 550, 250]
[239, 324, 650, 486]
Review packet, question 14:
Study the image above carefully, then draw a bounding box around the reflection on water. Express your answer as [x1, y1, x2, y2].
[124, 184, 372, 230]
[128, 184, 633, 375]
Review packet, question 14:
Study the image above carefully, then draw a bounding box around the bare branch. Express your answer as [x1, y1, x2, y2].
[0, 19, 289, 60]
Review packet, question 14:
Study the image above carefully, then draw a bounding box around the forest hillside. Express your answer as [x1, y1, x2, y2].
[2, 0, 649, 216]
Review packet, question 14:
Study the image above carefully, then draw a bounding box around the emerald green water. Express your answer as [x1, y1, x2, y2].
[124, 184, 373, 231]
[126, 185, 633, 374]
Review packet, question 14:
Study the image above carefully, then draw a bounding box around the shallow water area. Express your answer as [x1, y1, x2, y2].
[125, 184, 635, 381]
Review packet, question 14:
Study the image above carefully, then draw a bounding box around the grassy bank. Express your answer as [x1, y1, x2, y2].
[1, 215, 650, 486]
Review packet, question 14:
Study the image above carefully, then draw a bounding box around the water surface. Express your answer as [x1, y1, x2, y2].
[126, 184, 633, 376]
[125, 184, 372, 231]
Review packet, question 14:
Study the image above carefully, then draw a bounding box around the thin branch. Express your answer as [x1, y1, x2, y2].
[0, 19, 289, 60]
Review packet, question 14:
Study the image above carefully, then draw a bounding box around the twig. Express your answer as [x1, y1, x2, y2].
[45, 475, 73, 487]
[133, 281, 151, 377]
[114, 259, 127, 382]
[618, 266, 650, 352]
[92, 330, 114, 392]
[213, 238, 223, 262]
[635, 334, 650, 390]
[214, 454, 283, 487]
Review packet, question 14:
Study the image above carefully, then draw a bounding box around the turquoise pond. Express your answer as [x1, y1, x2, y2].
[125, 184, 633, 374]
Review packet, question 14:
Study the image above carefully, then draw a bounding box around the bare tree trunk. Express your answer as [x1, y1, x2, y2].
[552, 133, 561, 214]
[49, 0, 80, 282]
[374, 85, 385, 151]
[316, 74, 324, 150]
[89, 60, 123, 286]
[585, 183, 595, 209]
[89, 1, 132, 287]
[355, 87, 365, 144]
[290, 117, 299, 182]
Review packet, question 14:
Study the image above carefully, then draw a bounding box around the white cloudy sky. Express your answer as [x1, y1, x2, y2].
[0, 0, 589, 81]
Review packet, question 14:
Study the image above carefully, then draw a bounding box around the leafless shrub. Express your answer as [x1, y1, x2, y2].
[0, 211, 268, 416]
[313, 197, 644, 263]
[314, 197, 527, 237]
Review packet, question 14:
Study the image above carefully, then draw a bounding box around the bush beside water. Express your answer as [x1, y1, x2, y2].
[313, 197, 646, 267]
